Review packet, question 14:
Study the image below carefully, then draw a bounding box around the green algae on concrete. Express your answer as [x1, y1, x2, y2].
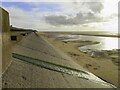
[12, 53, 88, 78]
[12, 53, 116, 88]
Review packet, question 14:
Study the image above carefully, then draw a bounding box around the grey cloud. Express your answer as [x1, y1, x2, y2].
[81, 1, 103, 13]
[45, 12, 102, 26]
[45, 2, 104, 26]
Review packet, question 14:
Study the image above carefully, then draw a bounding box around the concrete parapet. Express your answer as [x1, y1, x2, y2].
[0, 8, 12, 77]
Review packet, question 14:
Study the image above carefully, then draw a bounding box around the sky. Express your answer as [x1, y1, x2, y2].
[1, 0, 120, 32]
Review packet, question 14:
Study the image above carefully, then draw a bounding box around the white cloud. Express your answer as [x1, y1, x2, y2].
[3, 6, 49, 29]
[44, 1, 104, 26]
[101, 0, 119, 17]
[2, 0, 119, 32]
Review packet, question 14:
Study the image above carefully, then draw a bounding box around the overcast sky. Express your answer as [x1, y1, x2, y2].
[1, 0, 119, 32]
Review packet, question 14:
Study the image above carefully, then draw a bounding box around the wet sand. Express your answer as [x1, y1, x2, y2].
[39, 32, 119, 87]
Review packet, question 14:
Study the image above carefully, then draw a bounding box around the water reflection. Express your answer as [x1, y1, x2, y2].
[79, 36, 119, 51]
[102, 37, 118, 50]
[56, 34, 119, 50]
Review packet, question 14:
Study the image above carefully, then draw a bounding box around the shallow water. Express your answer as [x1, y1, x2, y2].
[78, 35, 119, 51]
[56, 34, 119, 51]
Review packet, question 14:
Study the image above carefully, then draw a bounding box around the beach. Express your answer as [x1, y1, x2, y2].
[3, 32, 117, 88]
[39, 32, 119, 87]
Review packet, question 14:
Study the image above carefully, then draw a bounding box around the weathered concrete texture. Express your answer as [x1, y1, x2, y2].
[10, 29, 32, 43]
[13, 33, 85, 70]
[2, 33, 116, 88]
[0, 8, 2, 89]
[0, 8, 12, 75]
[3, 59, 114, 88]
[0, 8, 2, 77]
[11, 32, 23, 42]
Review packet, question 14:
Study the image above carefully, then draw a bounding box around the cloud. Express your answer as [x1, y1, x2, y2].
[45, 1, 104, 26]
[2, 0, 118, 32]
[45, 12, 103, 26]
[2, 6, 46, 29]
[81, 1, 103, 13]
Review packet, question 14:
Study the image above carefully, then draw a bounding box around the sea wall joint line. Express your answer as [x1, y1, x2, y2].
[12, 53, 116, 87]
[12, 53, 89, 80]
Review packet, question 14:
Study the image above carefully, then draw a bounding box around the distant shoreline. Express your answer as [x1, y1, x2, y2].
[40, 31, 120, 38]
[70, 33, 120, 38]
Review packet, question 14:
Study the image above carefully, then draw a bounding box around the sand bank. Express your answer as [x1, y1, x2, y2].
[39, 32, 119, 87]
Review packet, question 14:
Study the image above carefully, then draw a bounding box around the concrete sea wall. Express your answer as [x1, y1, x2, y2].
[0, 8, 12, 76]
[0, 8, 2, 77]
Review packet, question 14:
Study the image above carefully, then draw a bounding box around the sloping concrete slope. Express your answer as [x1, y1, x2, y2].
[2, 32, 116, 88]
